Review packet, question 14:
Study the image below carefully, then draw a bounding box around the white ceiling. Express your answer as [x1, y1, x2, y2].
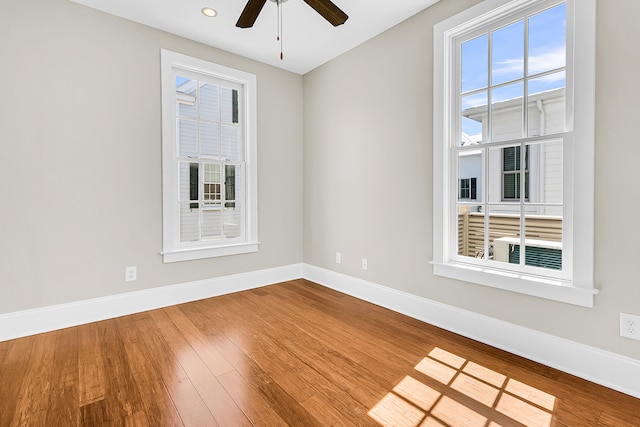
[69, 0, 441, 75]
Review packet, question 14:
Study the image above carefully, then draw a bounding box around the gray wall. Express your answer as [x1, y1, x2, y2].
[303, 0, 640, 360]
[0, 0, 303, 313]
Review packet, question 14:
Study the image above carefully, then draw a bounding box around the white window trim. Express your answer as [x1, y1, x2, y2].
[432, 0, 596, 307]
[160, 49, 259, 263]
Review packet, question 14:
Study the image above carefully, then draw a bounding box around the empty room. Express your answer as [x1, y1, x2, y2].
[1, 0, 639, 425]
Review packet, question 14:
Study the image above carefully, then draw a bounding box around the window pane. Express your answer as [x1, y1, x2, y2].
[204, 163, 221, 183]
[489, 205, 521, 266]
[461, 34, 488, 94]
[176, 76, 197, 118]
[202, 163, 221, 209]
[179, 202, 199, 242]
[525, 141, 563, 204]
[528, 3, 566, 76]
[221, 125, 240, 160]
[458, 151, 483, 201]
[199, 83, 219, 122]
[200, 122, 219, 157]
[177, 118, 197, 157]
[503, 146, 519, 172]
[503, 173, 519, 199]
[225, 164, 237, 203]
[528, 72, 566, 136]
[458, 205, 485, 258]
[492, 20, 524, 86]
[491, 82, 523, 142]
[487, 146, 502, 204]
[202, 209, 222, 240]
[499, 145, 529, 201]
[224, 202, 242, 238]
[460, 179, 470, 199]
[488, 145, 528, 203]
[221, 87, 238, 124]
[203, 183, 220, 201]
[461, 91, 487, 146]
[524, 206, 563, 270]
[179, 162, 195, 203]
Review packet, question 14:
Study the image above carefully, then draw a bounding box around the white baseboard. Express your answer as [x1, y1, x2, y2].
[2, 262, 638, 400]
[303, 264, 640, 399]
[0, 263, 304, 342]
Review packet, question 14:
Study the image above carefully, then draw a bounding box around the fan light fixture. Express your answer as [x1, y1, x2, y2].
[236, 0, 348, 60]
[201, 7, 218, 17]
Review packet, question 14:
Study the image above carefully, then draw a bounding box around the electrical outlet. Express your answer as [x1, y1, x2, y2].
[336, 252, 342, 264]
[125, 266, 137, 282]
[362, 258, 368, 270]
[620, 313, 640, 340]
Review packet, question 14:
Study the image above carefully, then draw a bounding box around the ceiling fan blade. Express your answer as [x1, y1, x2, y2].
[303, 0, 349, 26]
[236, 0, 268, 28]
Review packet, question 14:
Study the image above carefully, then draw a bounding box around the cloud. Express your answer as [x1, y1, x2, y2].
[493, 58, 524, 77]
[528, 47, 566, 75]
[462, 93, 488, 110]
[492, 46, 565, 78]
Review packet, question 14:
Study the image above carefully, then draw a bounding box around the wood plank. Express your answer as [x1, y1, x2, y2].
[0, 338, 12, 366]
[257, 380, 325, 426]
[84, 319, 145, 425]
[135, 313, 220, 426]
[45, 327, 80, 426]
[149, 308, 252, 426]
[217, 370, 289, 426]
[8, 331, 56, 426]
[78, 322, 106, 407]
[115, 315, 184, 427]
[0, 336, 35, 427]
[162, 304, 235, 377]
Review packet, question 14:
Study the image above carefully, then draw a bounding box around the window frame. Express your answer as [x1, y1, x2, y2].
[459, 177, 478, 201]
[432, 0, 597, 307]
[160, 49, 258, 263]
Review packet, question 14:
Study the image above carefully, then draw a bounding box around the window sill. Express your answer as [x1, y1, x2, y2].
[163, 241, 259, 263]
[431, 261, 597, 307]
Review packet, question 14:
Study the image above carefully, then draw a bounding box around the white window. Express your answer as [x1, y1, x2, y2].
[432, 0, 596, 306]
[459, 177, 477, 200]
[161, 50, 258, 262]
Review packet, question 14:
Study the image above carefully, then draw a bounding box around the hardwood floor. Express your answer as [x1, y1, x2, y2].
[1, 279, 638, 426]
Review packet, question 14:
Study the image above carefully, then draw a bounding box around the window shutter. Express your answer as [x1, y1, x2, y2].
[470, 177, 477, 200]
[232, 89, 239, 124]
[190, 163, 199, 209]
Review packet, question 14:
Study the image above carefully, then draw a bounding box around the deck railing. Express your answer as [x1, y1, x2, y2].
[458, 210, 562, 258]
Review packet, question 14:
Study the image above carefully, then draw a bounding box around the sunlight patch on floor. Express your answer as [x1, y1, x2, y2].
[368, 347, 557, 427]
[369, 392, 426, 427]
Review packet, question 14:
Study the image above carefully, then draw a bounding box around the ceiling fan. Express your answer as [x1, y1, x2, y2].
[236, 0, 349, 29]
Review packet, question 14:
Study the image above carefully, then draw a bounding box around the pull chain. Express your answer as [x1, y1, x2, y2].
[277, 0, 283, 60]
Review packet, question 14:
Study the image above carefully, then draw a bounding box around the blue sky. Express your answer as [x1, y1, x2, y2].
[461, 3, 566, 136]
[176, 75, 190, 88]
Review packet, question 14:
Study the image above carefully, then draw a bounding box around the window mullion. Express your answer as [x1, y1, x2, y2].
[484, 31, 493, 261]
[195, 83, 203, 241]
[217, 86, 224, 240]
[523, 14, 530, 139]
[483, 146, 490, 260]
[519, 143, 526, 266]
[520, 17, 529, 267]
[220, 162, 225, 238]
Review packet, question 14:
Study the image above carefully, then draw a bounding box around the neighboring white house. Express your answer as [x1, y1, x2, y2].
[459, 88, 564, 216]
[175, 77, 242, 243]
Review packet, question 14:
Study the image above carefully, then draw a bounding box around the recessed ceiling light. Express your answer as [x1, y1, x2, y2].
[201, 7, 217, 17]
